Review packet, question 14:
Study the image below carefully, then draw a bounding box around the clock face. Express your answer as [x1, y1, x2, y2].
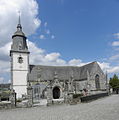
[18, 56, 23, 64]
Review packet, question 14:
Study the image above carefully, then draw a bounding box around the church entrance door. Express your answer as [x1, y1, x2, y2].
[53, 87, 60, 99]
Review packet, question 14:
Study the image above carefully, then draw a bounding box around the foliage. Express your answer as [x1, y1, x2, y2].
[109, 74, 119, 89]
[0, 90, 11, 100]
[16, 99, 22, 102]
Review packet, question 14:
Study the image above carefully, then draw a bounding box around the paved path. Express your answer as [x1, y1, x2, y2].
[0, 95, 119, 120]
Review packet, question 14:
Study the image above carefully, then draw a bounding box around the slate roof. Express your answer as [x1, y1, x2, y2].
[13, 30, 25, 37]
[12, 23, 26, 38]
[28, 61, 103, 82]
[10, 23, 29, 54]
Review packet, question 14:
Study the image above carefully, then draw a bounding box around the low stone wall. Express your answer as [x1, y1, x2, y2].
[80, 92, 109, 102]
[69, 97, 81, 105]
[0, 102, 11, 109]
[52, 99, 64, 105]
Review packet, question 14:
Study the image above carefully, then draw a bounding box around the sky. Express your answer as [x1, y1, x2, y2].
[0, 0, 119, 83]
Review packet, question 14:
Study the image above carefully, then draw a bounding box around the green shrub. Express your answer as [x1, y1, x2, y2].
[109, 74, 119, 89]
[0, 90, 11, 100]
[16, 99, 22, 102]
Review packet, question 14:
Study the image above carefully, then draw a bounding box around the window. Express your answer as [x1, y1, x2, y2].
[95, 74, 100, 89]
[18, 56, 23, 64]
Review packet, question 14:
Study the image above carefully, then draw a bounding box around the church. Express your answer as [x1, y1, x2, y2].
[10, 19, 107, 102]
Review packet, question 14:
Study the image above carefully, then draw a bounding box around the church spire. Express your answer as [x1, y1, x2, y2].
[11, 12, 29, 53]
[12, 11, 25, 37]
[17, 11, 22, 31]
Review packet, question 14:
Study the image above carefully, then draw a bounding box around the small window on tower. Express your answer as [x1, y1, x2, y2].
[18, 56, 23, 64]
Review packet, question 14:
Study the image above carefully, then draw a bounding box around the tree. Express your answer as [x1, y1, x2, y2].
[109, 74, 119, 94]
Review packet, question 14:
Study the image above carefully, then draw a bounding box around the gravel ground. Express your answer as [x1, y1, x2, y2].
[0, 95, 119, 120]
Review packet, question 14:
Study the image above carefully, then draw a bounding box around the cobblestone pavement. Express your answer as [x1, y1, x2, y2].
[0, 95, 119, 120]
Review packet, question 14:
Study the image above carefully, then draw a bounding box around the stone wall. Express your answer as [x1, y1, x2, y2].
[80, 92, 108, 102]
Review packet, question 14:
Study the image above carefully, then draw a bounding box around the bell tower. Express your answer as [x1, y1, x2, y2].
[10, 15, 30, 98]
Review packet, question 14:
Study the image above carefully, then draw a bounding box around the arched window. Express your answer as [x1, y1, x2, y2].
[95, 74, 100, 90]
[18, 56, 23, 64]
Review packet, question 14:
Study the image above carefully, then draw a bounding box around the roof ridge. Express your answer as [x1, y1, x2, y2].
[30, 61, 97, 68]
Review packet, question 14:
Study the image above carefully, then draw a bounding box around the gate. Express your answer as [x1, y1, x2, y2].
[32, 83, 47, 105]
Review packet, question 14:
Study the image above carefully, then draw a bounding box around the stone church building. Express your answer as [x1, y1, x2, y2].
[10, 20, 107, 101]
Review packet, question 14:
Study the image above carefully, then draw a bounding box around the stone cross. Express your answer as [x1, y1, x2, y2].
[68, 74, 74, 93]
[27, 84, 33, 107]
[37, 67, 42, 82]
[47, 83, 52, 106]
[10, 89, 16, 108]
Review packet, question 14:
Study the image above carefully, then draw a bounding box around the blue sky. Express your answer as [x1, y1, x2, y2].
[31, 0, 119, 62]
[1, 0, 119, 83]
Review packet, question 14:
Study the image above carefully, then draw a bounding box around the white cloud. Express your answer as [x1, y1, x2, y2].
[0, 77, 4, 83]
[0, 42, 11, 75]
[109, 54, 119, 61]
[68, 59, 82, 66]
[113, 33, 119, 39]
[98, 62, 110, 72]
[28, 41, 66, 65]
[112, 41, 119, 46]
[108, 66, 119, 73]
[46, 29, 50, 34]
[40, 34, 45, 39]
[0, 42, 11, 61]
[43, 22, 55, 39]
[0, 0, 40, 47]
[44, 22, 48, 27]
[51, 35, 55, 39]
[8, 79, 11, 83]
[0, 60, 10, 74]
[98, 62, 119, 73]
[45, 53, 60, 61]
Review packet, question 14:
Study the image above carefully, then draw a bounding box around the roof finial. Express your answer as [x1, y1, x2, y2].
[17, 11, 22, 31]
[54, 71, 58, 79]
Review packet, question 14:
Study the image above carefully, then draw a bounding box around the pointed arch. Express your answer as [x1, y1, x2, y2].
[53, 86, 60, 99]
[95, 74, 100, 89]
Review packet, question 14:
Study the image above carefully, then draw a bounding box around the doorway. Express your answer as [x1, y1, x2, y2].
[53, 87, 60, 99]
